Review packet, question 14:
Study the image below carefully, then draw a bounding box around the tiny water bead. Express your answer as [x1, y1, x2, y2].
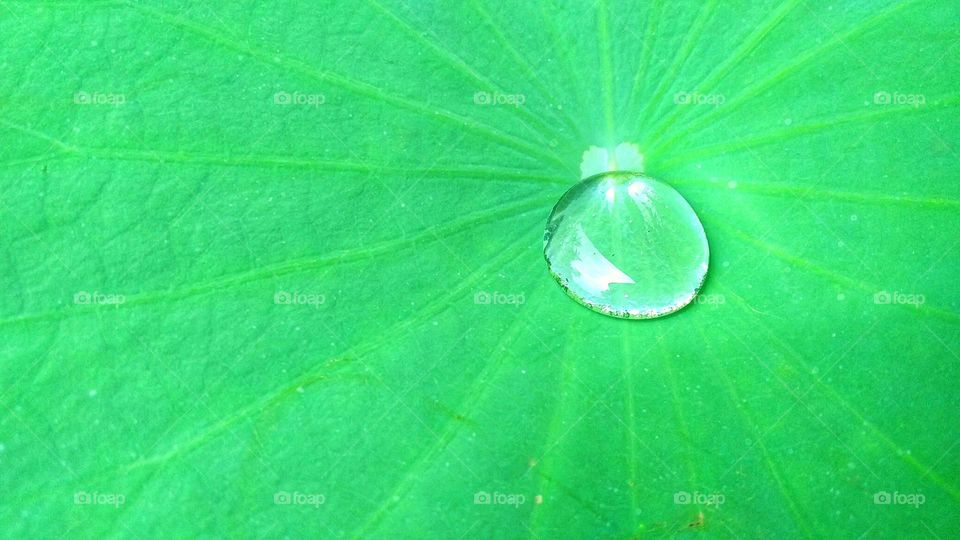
[544, 171, 710, 319]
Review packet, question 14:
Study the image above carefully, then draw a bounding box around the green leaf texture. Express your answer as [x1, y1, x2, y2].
[1, 0, 958, 537]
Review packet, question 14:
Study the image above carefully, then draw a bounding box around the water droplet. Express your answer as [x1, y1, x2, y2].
[544, 171, 709, 319]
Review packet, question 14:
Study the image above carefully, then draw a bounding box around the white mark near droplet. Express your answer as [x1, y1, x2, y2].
[579, 142, 645, 179]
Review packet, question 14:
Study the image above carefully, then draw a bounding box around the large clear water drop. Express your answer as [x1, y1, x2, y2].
[544, 170, 709, 319]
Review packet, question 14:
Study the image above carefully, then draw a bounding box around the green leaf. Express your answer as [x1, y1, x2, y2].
[1, 0, 958, 537]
